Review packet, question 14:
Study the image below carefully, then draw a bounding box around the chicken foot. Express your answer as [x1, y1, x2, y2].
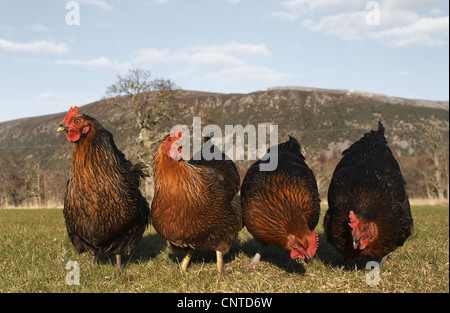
[243, 245, 265, 272]
[89, 252, 122, 270]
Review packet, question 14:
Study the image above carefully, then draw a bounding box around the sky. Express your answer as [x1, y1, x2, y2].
[0, 0, 448, 123]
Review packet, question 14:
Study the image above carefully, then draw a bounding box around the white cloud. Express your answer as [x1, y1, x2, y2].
[31, 22, 48, 32]
[51, 57, 130, 71]
[35, 92, 63, 100]
[79, 0, 113, 10]
[0, 38, 70, 54]
[301, 11, 370, 41]
[52, 56, 112, 67]
[273, 0, 362, 21]
[207, 66, 291, 85]
[370, 16, 449, 48]
[14, 57, 45, 64]
[274, 0, 449, 48]
[133, 41, 270, 68]
[132, 42, 287, 88]
[34, 92, 96, 109]
[153, 0, 241, 4]
[133, 48, 179, 65]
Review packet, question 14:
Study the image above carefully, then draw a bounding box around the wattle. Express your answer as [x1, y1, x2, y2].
[290, 249, 301, 260]
[66, 130, 81, 142]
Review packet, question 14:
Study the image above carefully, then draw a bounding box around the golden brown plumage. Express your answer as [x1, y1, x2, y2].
[58, 106, 150, 268]
[241, 136, 320, 271]
[151, 129, 241, 274]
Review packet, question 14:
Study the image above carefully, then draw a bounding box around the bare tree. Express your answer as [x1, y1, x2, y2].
[106, 69, 181, 161]
[424, 116, 449, 199]
[106, 69, 182, 196]
[24, 161, 41, 207]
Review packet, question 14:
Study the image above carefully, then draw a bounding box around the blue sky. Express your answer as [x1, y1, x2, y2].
[0, 0, 448, 122]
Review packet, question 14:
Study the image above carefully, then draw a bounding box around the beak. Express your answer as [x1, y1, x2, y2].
[175, 139, 183, 150]
[353, 237, 360, 249]
[305, 255, 313, 265]
[57, 124, 68, 132]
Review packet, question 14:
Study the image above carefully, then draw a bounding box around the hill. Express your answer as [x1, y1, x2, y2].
[0, 87, 448, 208]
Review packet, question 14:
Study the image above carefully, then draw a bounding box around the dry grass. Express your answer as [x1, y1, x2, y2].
[0, 204, 448, 293]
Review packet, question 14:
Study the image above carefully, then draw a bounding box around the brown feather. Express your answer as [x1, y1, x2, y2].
[63, 114, 150, 256]
[241, 136, 320, 255]
[151, 135, 242, 255]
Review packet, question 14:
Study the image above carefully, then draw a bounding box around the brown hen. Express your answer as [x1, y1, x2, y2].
[151, 128, 242, 275]
[241, 136, 320, 271]
[58, 106, 150, 269]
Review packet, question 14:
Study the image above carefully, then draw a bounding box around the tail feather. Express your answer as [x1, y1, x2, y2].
[131, 162, 150, 179]
[377, 121, 385, 136]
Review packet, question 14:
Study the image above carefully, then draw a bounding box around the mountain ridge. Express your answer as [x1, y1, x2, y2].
[0, 86, 448, 208]
[0, 85, 448, 126]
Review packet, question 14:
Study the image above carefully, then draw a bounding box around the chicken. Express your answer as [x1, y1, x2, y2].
[323, 122, 414, 263]
[57, 106, 150, 269]
[241, 136, 320, 271]
[151, 127, 242, 275]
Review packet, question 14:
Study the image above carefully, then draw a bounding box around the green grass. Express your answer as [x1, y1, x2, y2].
[0, 205, 448, 293]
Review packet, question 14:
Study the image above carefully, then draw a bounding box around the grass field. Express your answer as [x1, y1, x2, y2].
[0, 205, 448, 293]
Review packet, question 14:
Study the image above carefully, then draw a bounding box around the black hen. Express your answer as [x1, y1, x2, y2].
[324, 122, 414, 262]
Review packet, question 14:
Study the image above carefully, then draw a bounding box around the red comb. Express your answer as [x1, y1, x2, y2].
[171, 125, 183, 138]
[307, 229, 319, 257]
[348, 211, 359, 230]
[62, 106, 79, 124]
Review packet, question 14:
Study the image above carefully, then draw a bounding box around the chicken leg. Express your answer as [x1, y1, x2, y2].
[180, 248, 193, 272]
[89, 253, 97, 268]
[216, 250, 224, 274]
[217, 250, 233, 275]
[243, 245, 264, 272]
[116, 254, 122, 270]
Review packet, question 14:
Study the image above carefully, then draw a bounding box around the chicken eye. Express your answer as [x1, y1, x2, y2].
[74, 119, 81, 125]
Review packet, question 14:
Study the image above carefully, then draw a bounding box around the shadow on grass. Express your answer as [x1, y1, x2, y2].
[315, 233, 386, 271]
[94, 229, 370, 272]
[315, 233, 344, 268]
[161, 234, 309, 274]
[166, 241, 243, 271]
[95, 231, 168, 268]
[235, 232, 369, 273]
[235, 236, 307, 274]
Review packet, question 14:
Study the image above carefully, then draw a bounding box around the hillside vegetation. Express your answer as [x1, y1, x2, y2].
[0, 87, 448, 208]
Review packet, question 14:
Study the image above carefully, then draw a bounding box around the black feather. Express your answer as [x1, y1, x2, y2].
[324, 122, 414, 261]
